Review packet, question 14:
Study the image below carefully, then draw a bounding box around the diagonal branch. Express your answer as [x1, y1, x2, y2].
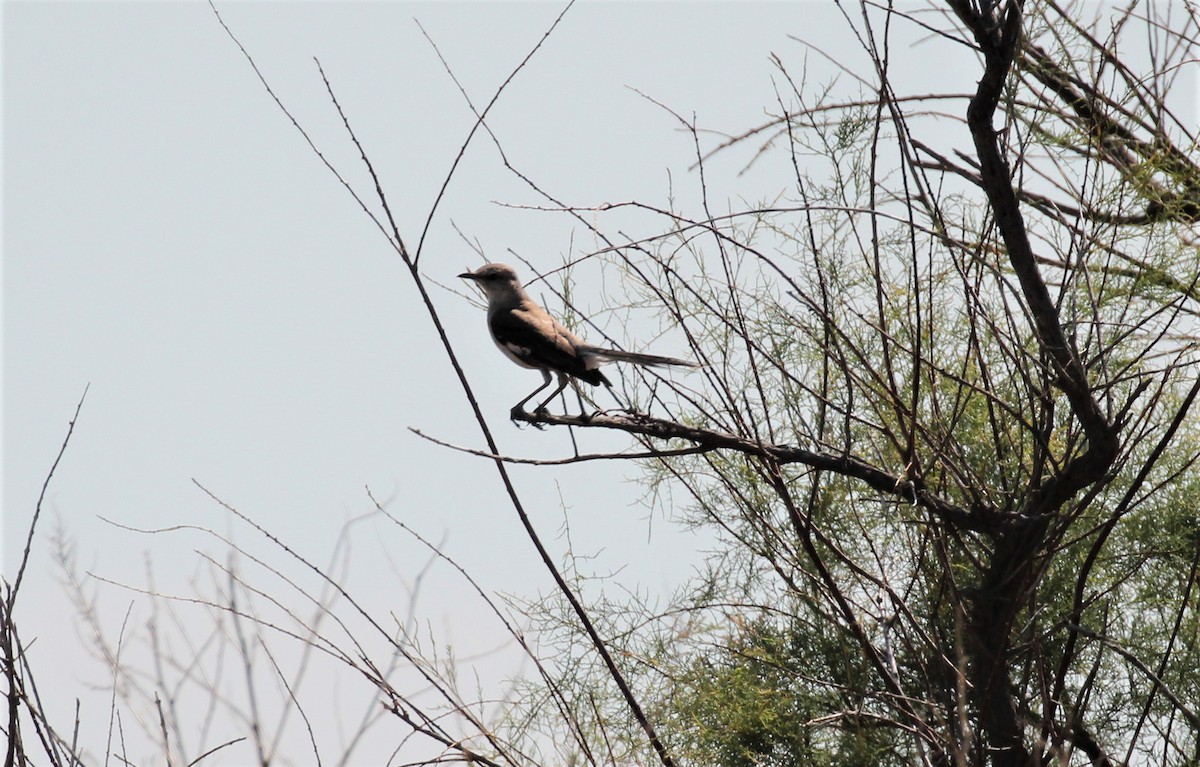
[514, 408, 988, 532]
[948, 0, 1117, 517]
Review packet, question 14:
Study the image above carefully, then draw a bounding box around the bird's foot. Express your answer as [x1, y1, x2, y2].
[512, 404, 549, 430]
[510, 405, 533, 429]
[531, 405, 554, 429]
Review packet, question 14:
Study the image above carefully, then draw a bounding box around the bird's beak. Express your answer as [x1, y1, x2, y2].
[458, 270, 478, 280]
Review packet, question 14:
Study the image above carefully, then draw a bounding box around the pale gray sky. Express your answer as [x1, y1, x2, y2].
[4, 1, 1138, 763]
[4, 3, 875, 760]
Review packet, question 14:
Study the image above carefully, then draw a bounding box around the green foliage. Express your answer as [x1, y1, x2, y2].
[501, 3, 1200, 765]
[669, 618, 905, 767]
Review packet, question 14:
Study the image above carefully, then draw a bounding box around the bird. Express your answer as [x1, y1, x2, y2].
[459, 263, 698, 418]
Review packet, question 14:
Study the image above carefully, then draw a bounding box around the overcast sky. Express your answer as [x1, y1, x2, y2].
[10, 2, 1188, 764]
[3, 3, 875, 760]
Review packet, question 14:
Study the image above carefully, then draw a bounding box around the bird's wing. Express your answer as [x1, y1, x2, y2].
[489, 304, 608, 385]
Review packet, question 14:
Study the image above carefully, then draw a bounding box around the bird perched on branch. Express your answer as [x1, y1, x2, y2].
[459, 263, 698, 418]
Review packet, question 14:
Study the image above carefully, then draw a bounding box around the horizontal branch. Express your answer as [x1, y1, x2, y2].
[409, 427, 712, 465]
[514, 409, 992, 532]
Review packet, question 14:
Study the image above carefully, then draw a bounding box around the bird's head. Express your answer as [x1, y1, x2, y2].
[458, 263, 524, 305]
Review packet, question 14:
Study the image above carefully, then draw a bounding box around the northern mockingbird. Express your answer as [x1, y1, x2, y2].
[459, 263, 698, 417]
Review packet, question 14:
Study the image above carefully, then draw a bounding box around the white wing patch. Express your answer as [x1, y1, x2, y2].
[495, 339, 538, 369]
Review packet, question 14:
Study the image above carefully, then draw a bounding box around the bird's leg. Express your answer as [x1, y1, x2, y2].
[512, 370, 553, 422]
[533, 372, 571, 414]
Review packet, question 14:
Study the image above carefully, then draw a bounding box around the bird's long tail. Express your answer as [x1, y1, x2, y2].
[582, 346, 700, 369]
